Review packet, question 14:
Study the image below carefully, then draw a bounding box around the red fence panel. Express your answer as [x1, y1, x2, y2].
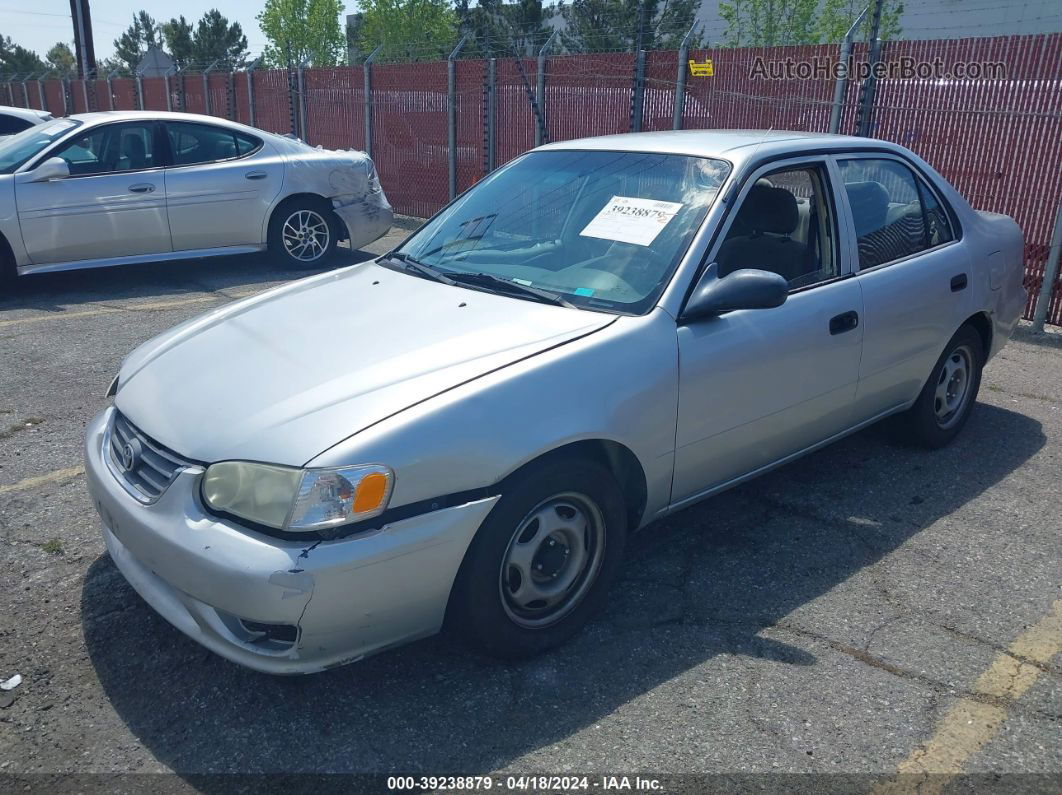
[495, 58, 538, 168]
[872, 34, 1062, 324]
[141, 77, 168, 110]
[207, 72, 230, 118]
[110, 78, 138, 110]
[233, 73, 252, 125]
[252, 69, 293, 135]
[546, 53, 636, 142]
[302, 66, 365, 151]
[43, 80, 64, 115]
[454, 59, 484, 193]
[181, 74, 207, 114]
[372, 61, 449, 218]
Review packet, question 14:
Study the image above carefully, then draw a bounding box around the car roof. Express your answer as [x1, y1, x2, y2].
[535, 129, 907, 164]
[68, 110, 257, 133]
[0, 105, 52, 122]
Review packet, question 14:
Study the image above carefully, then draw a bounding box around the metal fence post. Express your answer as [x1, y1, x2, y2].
[286, 59, 298, 137]
[135, 73, 144, 109]
[448, 35, 469, 200]
[486, 57, 496, 174]
[829, 5, 869, 134]
[673, 24, 698, 130]
[37, 73, 48, 111]
[535, 31, 557, 147]
[363, 45, 381, 156]
[297, 59, 309, 141]
[1033, 197, 1062, 332]
[203, 60, 218, 115]
[164, 68, 173, 112]
[177, 68, 186, 112]
[82, 73, 91, 111]
[226, 68, 235, 120]
[62, 74, 71, 116]
[246, 59, 260, 127]
[21, 75, 32, 107]
[855, 0, 885, 136]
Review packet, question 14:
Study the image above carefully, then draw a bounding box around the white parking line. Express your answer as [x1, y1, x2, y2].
[0, 466, 85, 495]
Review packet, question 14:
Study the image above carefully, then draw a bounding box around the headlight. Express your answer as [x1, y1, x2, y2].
[201, 461, 394, 532]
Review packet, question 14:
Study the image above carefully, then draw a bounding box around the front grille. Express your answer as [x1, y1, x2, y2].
[107, 411, 192, 502]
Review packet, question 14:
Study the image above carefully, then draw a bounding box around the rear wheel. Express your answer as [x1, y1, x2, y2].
[268, 197, 339, 268]
[447, 458, 627, 659]
[895, 325, 983, 448]
[0, 238, 16, 290]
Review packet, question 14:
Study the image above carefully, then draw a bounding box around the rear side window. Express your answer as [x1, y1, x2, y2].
[0, 115, 33, 135]
[839, 158, 958, 270]
[166, 122, 261, 166]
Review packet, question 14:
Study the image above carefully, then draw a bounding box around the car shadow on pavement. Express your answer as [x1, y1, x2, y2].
[80, 402, 1044, 779]
[0, 248, 375, 314]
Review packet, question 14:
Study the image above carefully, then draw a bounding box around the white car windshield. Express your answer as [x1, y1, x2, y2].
[0, 118, 82, 174]
[393, 150, 730, 314]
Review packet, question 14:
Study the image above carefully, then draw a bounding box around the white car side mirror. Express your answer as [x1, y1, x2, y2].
[30, 157, 70, 182]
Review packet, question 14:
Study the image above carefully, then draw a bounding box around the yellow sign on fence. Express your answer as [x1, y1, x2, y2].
[689, 59, 715, 77]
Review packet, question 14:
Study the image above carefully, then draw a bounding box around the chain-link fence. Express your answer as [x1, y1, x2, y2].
[3, 32, 1062, 325]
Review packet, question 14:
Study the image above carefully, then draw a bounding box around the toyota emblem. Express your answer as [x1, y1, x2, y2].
[119, 439, 141, 472]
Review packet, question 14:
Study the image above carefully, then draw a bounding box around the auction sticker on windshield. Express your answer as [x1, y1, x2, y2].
[580, 196, 683, 246]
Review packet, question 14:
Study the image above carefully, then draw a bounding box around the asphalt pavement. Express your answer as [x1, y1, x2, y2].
[0, 224, 1059, 791]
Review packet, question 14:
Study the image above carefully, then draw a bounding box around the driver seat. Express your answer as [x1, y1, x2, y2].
[716, 185, 806, 281]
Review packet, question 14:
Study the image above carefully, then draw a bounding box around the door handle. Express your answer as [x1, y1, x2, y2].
[128, 183, 155, 193]
[829, 310, 860, 335]
[244, 171, 267, 180]
[951, 273, 968, 292]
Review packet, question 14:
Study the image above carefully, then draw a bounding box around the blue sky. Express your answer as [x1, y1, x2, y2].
[2, 0, 282, 60]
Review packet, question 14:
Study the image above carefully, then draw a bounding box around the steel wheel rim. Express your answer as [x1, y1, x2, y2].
[934, 343, 973, 429]
[499, 491, 606, 629]
[281, 209, 330, 262]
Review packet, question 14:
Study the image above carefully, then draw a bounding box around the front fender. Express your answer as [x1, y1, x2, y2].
[306, 309, 680, 527]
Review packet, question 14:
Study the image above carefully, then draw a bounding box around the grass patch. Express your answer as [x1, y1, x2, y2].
[41, 538, 63, 555]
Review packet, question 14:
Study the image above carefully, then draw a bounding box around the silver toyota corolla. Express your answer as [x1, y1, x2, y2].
[84, 130, 1026, 674]
[0, 111, 392, 282]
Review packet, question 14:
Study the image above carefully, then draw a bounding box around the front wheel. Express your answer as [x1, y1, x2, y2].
[447, 458, 627, 659]
[267, 197, 339, 268]
[896, 324, 984, 448]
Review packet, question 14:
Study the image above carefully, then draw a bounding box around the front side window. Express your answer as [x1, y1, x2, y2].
[839, 157, 953, 269]
[51, 123, 157, 176]
[0, 118, 81, 174]
[166, 122, 260, 166]
[394, 150, 730, 314]
[0, 115, 33, 135]
[716, 164, 838, 290]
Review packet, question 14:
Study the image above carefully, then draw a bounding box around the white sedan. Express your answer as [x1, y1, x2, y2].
[0, 104, 52, 137]
[0, 110, 393, 282]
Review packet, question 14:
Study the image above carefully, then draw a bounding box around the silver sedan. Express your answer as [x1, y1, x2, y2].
[84, 130, 1026, 674]
[0, 111, 392, 282]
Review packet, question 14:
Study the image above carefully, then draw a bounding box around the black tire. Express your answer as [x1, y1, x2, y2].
[0, 238, 16, 290]
[267, 196, 340, 268]
[447, 457, 627, 660]
[895, 324, 984, 448]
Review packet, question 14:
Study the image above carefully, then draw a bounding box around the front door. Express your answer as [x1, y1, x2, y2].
[15, 121, 170, 266]
[672, 158, 864, 504]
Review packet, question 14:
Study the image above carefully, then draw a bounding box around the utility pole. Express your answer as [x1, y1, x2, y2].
[68, 0, 97, 79]
[854, 0, 885, 137]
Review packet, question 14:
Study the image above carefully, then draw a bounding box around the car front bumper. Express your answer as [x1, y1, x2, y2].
[84, 407, 498, 674]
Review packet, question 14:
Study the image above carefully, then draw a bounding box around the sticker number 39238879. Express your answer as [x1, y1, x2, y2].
[579, 196, 684, 247]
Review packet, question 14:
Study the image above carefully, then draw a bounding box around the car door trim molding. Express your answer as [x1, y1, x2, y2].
[16, 244, 264, 276]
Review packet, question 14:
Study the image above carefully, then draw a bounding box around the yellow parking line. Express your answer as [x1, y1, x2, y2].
[0, 287, 264, 331]
[0, 466, 85, 495]
[876, 600, 1062, 793]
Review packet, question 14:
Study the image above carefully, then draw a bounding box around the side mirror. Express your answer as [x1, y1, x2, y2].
[681, 265, 788, 322]
[29, 157, 70, 182]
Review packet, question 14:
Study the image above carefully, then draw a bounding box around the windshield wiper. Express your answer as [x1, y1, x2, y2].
[446, 271, 576, 308]
[383, 252, 455, 285]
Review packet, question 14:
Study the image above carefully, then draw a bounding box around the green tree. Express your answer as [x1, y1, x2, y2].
[192, 10, 248, 67]
[816, 0, 903, 43]
[161, 16, 195, 68]
[46, 42, 76, 73]
[0, 36, 47, 74]
[718, 0, 818, 47]
[558, 0, 700, 53]
[258, 0, 346, 67]
[456, 0, 553, 57]
[113, 11, 164, 72]
[355, 0, 457, 62]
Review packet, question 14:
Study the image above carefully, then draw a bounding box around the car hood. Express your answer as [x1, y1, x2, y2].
[115, 261, 613, 465]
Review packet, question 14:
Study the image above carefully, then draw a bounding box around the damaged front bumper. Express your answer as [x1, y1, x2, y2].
[84, 407, 498, 675]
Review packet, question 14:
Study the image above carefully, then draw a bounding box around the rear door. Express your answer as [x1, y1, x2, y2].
[835, 155, 974, 421]
[15, 121, 170, 265]
[161, 120, 282, 251]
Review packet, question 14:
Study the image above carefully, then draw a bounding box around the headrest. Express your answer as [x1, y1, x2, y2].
[736, 184, 799, 235]
[844, 181, 890, 235]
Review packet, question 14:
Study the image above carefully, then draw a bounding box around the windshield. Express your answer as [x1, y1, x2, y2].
[0, 118, 82, 174]
[394, 150, 730, 313]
